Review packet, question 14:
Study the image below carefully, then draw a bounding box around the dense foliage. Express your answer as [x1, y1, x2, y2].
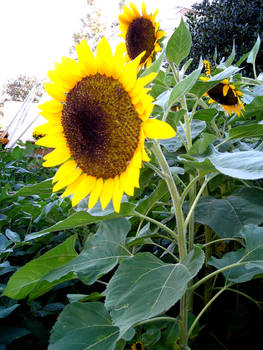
[1, 19, 263, 350]
[186, 0, 263, 76]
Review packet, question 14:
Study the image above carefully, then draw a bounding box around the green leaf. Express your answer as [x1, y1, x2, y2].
[0, 327, 31, 345]
[195, 187, 263, 238]
[140, 51, 165, 77]
[180, 145, 263, 180]
[244, 96, 263, 118]
[67, 292, 103, 303]
[209, 148, 263, 179]
[225, 41, 236, 67]
[15, 179, 53, 198]
[105, 246, 204, 335]
[161, 119, 206, 152]
[247, 35, 261, 66]
[135, 180, 168, 215]
[228, 123, 263, 140]
[209, 225, 263, 283]
[188, 133, 217, 156]
[3, 235, 77, 299]
[0, 304, 20, 318]
[166, 18, 192, 66]
[49, 302, 119, 350]
[42, 219, 131, 285]
[193, 108, 218, 123]
[168, 68, 202, 108]
[25, 202, 136, 241]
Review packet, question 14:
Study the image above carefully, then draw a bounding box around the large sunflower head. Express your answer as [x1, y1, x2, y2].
[35, 38, 175, 212]
[119, 1, 165, 68]
[200, 77, 245, 116]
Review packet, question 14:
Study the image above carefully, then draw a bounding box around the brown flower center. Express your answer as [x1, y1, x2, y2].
[126, 17, 156, 64]
[62, 74, 142, 179]
[208, 83, 238, 106]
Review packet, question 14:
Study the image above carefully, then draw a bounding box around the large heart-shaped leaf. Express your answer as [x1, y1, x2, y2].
[194, 187, 263, 238]
[209, 225, 263, 283]
[3, 235, 77, 299]
[49, 302, 119, 350]
[180, 146, 263, 179]
[105, 246, 204, 335]
[42, 219, 132, 286]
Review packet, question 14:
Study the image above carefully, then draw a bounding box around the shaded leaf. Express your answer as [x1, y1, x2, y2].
[3, 235, 77, 299]
[209, 225, 263, 283]
[195, 187, 263, 238]
[25, 202, 136, 241]
[168, 68, 202, 108]
[105, 246, 204, 335]
[42, 219, 132, 285]
[49, 302, 119, 350]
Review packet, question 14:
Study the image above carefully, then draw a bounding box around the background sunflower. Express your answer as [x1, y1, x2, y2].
[119, 1, 165, 68]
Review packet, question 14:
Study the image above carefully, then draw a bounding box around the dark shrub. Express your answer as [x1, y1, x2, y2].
[186, 0, 263, 75]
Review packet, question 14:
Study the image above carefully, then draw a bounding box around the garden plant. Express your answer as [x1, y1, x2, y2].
[1, 2, 263, 349]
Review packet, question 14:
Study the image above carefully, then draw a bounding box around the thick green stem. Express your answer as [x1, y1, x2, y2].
[152, 141, 186, 258]
[184, 177, 209, 232]
[152, 141, 188, 349]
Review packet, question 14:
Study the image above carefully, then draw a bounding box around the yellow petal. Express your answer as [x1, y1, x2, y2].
[141, 144, 150, 162]
[76, 39, 97, 76]
[120, 170, 134, 196]
[34, 122, 61, 135]
[39, 100, 63, 113]
[96, 37, 113, 77]
[53, 159, 78, 183]
[35, 133, 65, 148]
[126, 164, 140, 188]
[112, 43, 126, 79]
[130, 2, 141, 17]
[61, 175, 84, 198]
[143, 119, 176, 139]
[223, 84, 229, 96]
[53, 167, 82, 192]
[43, 147, 71, 167]
[71, 175, 96, 206]
[122, 5, 137, 21]
[130, 148, 142, 168]
[100, 178, 114, 210]
[88, 177, 103, 209]
[152, 9, 159, 22]
[112, 176, 123, 213]
[141, 1, 149, 18]
[44, 82, 66, 102]
[156, 30, 166, 40]
[59, 56, 83, 81]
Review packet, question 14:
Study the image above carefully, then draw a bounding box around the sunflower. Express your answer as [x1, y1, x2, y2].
[131, 341, 144, 350]
[203, 60, 211, 77]
[200, 76, 245, 116]
[119, 1, 165, 68]
[35, 38, 175, 212]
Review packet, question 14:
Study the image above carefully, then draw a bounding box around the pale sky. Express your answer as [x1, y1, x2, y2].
[0, 0, 200, 88]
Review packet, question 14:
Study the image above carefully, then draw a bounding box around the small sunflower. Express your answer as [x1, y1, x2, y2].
[131, 341, 144, 350]
[203, 60, 211, 77]
[35, 38, 175, 212]
[200, 76, 245, 116]
[119, 1, 165, 68]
